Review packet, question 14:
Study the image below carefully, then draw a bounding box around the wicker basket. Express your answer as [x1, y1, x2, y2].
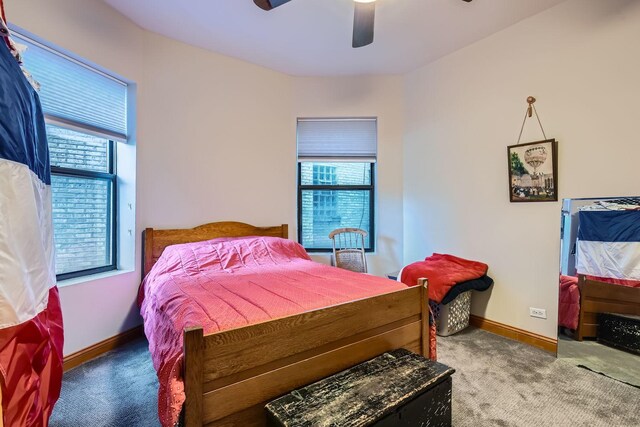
[429, 291, 472, 337]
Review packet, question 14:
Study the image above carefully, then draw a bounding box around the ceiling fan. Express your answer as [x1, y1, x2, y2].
[254, 0, 473, 48]
[253, 0, 376, 48]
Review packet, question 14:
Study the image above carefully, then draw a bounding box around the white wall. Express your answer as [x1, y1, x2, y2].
[137, 32, 295, 233]
[403, 0, 640, 339]
[292, 76, 405, 276]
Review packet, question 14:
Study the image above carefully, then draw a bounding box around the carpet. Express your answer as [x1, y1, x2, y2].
[438, 328, 640, 426]
[50, 328, 640, 426]
[50, 338, 159, 427]
[557, 334, 640, 388]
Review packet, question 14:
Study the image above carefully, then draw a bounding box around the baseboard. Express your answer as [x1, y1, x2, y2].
[63, 325, 145, 372]
[469, 315, 557, 353]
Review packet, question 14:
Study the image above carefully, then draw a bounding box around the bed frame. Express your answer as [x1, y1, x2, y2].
[142, 222, 430, 427]
[575, 274, 640, 341]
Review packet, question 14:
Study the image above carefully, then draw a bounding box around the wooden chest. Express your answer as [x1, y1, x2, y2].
[265, 348, 455, 427]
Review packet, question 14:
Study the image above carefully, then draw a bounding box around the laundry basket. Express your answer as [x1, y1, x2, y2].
[429, 291, 472, 336]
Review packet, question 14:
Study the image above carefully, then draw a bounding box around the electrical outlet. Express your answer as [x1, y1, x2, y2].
[529, 307, 547, 319]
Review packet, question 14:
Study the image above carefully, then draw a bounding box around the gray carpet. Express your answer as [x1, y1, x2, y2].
[438, 328, 640, 426]
[50, 338, 159, 427]
[557, 334, 640, 387]
[50, 328, 640, 426]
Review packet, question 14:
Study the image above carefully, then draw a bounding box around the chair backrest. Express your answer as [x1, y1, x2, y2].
[328, 228, 368, 273]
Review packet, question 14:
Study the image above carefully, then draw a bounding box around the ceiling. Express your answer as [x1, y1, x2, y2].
[102, 0, 566, 76]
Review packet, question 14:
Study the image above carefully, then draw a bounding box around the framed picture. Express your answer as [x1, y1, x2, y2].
[508, 139, 558, 202]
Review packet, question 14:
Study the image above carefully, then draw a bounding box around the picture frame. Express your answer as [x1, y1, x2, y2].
[507, 139, 558, 203]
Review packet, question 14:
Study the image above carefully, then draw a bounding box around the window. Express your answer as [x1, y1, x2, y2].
[15, 32, 128, 280]
[297, 118, 377, 251]
[48, 125, 116, 278]
[312, 165, 338, 221]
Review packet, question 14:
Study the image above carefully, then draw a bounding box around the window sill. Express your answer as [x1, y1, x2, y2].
[57, 269, 134, 288]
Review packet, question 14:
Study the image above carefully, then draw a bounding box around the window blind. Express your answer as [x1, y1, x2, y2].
[13, 33, 128, 140]
[297, 118, 377, 160]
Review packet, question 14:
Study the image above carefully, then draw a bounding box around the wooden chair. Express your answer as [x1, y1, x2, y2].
[329, 228, 368, 273]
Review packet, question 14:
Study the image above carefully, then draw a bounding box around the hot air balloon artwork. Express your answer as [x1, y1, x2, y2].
[508, 139, 558, 202]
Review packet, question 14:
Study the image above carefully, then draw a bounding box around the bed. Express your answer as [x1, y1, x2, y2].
[559, 275, 640, 339]
[574, 275, 640, 340]
[140, 222, 431, 427]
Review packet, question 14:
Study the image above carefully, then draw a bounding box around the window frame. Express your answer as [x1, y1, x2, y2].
[11, 29, 129, 282]
[297, 161, 376, 253]
[52, 136, 118, 281]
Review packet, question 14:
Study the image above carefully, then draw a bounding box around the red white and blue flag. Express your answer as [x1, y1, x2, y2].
[577, 210, 640, 286]
[0, 13, 64, 426]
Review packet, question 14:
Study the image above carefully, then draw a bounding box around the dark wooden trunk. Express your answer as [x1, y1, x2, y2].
[369, 376, 452, 427]
[265, 349, 455, 427]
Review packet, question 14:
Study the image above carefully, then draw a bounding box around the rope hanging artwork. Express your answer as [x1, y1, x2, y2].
[508, 96, 558, 203]
[516, 96, 547, 145]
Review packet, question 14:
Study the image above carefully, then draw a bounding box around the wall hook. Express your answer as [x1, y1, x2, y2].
[526, 96, 536, 118]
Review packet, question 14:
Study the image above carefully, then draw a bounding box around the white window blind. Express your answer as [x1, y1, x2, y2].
[297, 118, 377, 160]
[13, 33, 128, 140]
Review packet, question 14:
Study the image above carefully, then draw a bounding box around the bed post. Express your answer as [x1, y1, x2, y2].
[576, 275, 586, 341]
[418, 278, 430, 359]
[142, 228, 154, 278]
[281, 224, 289, 239]
[183, 327, 204, 427]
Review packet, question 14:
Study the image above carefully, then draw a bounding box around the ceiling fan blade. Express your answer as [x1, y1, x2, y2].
[352, 1, 375, 48]
[253, 0, 292, 11]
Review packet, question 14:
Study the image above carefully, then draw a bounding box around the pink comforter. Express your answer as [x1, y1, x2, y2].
[139, 236, 410, 427]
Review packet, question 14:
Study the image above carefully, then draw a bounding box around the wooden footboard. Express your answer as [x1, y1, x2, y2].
[576, 275, 640, 340]
[183, 279, 430, 427]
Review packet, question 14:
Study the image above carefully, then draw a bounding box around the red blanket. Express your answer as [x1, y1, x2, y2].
[140, 236, 423, 427]
[558, 275, 580, 330]
[401, 253, 488, 303]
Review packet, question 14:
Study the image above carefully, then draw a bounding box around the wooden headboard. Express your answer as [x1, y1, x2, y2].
[142, 222, 288, 278]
